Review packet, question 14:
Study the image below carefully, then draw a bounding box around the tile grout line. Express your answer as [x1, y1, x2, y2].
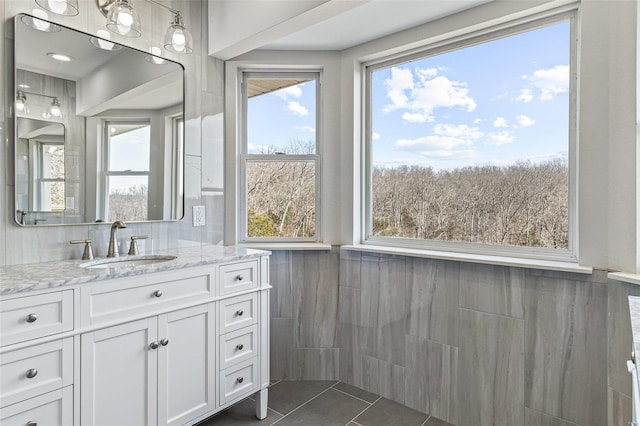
[459, 305, 525, 321]
[269, 384, 338, 425]
[330, 386, 378, 406]
[421, 414, 432, 426]
[344, 396, 381, 426]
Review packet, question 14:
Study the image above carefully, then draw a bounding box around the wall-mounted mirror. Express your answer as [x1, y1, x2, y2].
[14, 13, 185, 226]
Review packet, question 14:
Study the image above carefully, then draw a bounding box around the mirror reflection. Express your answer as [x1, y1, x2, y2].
[14, 13, 185, 226]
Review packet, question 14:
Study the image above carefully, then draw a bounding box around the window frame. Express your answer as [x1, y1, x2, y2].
[100, 119, 151, 221]
[362, 9, 579, 262]
[35, 140, 65, 212]
[238, 70, 322, 243]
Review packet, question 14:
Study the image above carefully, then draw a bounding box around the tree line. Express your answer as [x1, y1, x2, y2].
[372, 160, 568, 248]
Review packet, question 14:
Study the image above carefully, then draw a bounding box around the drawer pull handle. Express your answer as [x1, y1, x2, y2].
[160, 338, 169, 346]
[153, 290, 163, 298]
[26, 313, 38, 323]
[236, 344, 244, 351]
[25, 368, 38, 379]
[149, 342, 159, 350]
[235, 310, 244, 317]
[236, 377, 244, 384]
[26, 421, 38, 426]
[236, 274, 244, 281]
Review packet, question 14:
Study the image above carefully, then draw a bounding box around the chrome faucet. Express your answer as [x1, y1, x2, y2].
[107, 220, 127, 257]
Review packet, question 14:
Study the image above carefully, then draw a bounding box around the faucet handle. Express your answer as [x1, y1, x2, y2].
[128, 235, 148, 256]
[70, 239, 94, 260]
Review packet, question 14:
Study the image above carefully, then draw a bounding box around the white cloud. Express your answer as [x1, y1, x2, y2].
[274, 85, 302, 99]
[485, 131, 515, 146]
[521, 65, 569, 101]
[473, 118, 482, 124]
[248, 143, 273, 154]
[372, 132, 381, 141]
[433, 123, 483, 140]
[286, 101, 308, 116]
[493, 117, 508, 128]
[418, 149, 479, 160]
[515, 115, 535, 127]
[517, 88, 533, 103]
[296, 125, 315, 133]
[384, 67, 476, 123]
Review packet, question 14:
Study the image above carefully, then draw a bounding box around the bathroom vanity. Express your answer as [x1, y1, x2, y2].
[0, 246, 270, 426]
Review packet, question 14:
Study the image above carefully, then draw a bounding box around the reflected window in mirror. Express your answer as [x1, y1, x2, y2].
[102, 121, 151, 222]
[172, 116, 184, 218]
[37, 142, 65, 211]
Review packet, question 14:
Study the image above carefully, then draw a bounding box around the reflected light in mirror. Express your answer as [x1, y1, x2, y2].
[146, 46, 166, 65]
[35, 0, 79, 16]
[47, 52, 72, 61]
[90, 29, 122, 51]
[32, 8, 50, 31]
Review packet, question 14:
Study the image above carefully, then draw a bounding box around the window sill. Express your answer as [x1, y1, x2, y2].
[341, 244, 592, 274]
[237, 242, 333, 251]
[608, 272, 640, 286]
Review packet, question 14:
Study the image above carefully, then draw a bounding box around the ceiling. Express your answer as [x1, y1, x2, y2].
[260, 0, 493, 51]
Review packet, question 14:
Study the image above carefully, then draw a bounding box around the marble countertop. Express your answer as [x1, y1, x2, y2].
[629, 296, 640, 368]
[0, 245, 270, 296]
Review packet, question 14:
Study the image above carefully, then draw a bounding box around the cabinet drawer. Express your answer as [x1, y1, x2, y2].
[0, 291, 73, 347]
[219, 358, 258, 406]
[219, 260, 258, 295]
[219, 293, 257, 334]
[219, 325, 257, 370]
[0, 338, 73, 408]
[82, 270, 212, 325]
[0, 386, 73, 426]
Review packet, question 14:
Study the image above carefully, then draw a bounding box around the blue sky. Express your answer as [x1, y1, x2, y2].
[246, 20, 570, 169]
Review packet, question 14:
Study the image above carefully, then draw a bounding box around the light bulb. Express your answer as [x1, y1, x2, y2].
[117, 9, 133, 34]
[96, 30, 115, 50]
[31, 9, 51, 31]
[16, 99, 26, 112]
[172, 30, 186, 52]
[47, 0, 68, 15]
[49, 99, 62, 118]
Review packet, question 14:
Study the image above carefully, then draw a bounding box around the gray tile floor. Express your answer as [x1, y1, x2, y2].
[198, 380, 453, 426]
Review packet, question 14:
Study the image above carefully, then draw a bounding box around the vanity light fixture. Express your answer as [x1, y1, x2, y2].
[105, 0, 142, 38]
[35, 0, 79, 16]
[98, 0, 193, 54]
[21, 9, 62, 32]
[47, 97, 63, 118]
[15, 90, 64, 118]
[15, 90, 28, 114]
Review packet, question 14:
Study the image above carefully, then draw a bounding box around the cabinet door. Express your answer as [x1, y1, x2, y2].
[158, 304, 215, 426]
[81, 318, 158, 426]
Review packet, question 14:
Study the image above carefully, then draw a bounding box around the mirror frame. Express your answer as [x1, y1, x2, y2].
[13, 13, 186, 227]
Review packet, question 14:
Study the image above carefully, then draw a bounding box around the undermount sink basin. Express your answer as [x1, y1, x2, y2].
[80, 255, 177, 269]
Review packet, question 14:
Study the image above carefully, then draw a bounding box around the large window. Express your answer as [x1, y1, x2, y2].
[240, 72, 320, 241]
[102, 121, 151, 222]
[365, 16, 575, 258]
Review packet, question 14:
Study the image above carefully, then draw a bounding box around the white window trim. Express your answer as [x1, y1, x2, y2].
[235, 69, 323, 244]
[361, 6, 579, 263]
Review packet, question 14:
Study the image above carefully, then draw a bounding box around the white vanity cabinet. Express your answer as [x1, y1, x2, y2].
[0, 249, 270, 426]
[81, 304, 216, 426]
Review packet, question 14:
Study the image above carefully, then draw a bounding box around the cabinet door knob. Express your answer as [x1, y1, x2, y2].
[236, 377, 244, 384]
[26, 421, 38, 426]
[153, 290, 163, 298]
[236, 274, 244, 281]
[160, 338, 169, 346]
[25, 368, 38, 379]
[236, 344, 244, 351]
[26, 313, 38, 323]
[235, 310, 244, 317]
[149, 342, 159, 350]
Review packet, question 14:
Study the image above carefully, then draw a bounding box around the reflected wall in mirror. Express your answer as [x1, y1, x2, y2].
[14, 13, 185, 226]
